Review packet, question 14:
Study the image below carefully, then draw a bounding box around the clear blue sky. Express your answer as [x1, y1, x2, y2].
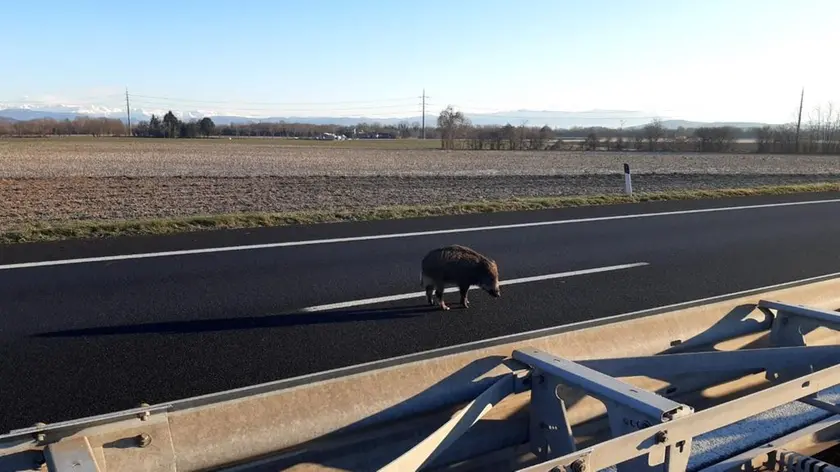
[4, 0, 839, 122]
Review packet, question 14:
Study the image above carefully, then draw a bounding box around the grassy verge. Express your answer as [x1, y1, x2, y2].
[3, 182, 839, 245]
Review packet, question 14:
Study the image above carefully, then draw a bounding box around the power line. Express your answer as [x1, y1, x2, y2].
[128, 96, 422, 115]
[129, 103, 420, 115]
[128, 93, 418, 107]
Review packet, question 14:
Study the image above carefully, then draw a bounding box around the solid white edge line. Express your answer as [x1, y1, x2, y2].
[3, 197, 840, 271]
[299, 262, 650, 312]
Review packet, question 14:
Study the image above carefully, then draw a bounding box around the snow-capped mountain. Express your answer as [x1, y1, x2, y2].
[0, 103, 213, 123]
[0, 103, 774, 129]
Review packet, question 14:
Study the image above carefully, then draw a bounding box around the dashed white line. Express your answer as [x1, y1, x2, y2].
[299, 262, 650, 312]
[3, 196, 839, 271]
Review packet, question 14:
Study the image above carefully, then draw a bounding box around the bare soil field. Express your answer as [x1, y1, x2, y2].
[3, 174, 840, 232]
[1, 137, 839, 177]
[1, 138, 839, 236]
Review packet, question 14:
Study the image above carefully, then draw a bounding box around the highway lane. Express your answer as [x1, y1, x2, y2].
[3, 190, 839, 266]
[2, 192, 840, 432]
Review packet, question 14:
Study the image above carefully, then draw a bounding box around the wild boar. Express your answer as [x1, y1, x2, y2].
[420, 244, 501, 311]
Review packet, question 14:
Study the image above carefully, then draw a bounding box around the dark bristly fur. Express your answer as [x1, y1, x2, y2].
[420, 244, 501, 311]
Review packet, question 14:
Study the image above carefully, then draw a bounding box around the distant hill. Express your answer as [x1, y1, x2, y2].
[0, 108, 78, 122]
[0, 104, 776, 130]
[641, 119, 771, 129]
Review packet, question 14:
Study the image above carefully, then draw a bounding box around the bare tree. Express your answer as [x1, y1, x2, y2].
[437, 106, 470, 150]
[642, 118, 665, 151]
[694, 126, 736, 152]
[585, 132, 598, 151]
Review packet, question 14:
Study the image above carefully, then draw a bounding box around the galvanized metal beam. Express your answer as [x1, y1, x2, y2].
[513, 348, 693, 423]
[514, 348, 695, 471]
[801, 397, 840, 415]
[759, 300, 840, 326]
[5, 402, 169, 439]
[761, 299, 840, 351]
[379, 371, 523, 472]
[528, 366, 576, 461]
[516, 361, 840, 472]
[45, 436, 101, 472]
[696, 415, 840, 472]
[579, 345, 840, 377]
[777, 450, 840, 472]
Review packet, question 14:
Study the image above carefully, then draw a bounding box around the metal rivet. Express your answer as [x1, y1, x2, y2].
[138, 403, 150, 421]
[571, 459, 587, 472]
[655, 430, 668, 443]
[33, 422, 47, 443]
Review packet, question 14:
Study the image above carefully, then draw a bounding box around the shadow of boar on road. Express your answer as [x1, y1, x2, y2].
[31, 305, 435, 338]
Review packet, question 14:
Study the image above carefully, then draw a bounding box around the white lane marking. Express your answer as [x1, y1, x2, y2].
[299, 262, 650, 312]
[3, 196, 840, 271]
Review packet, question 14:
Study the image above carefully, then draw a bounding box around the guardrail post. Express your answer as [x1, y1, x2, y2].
[759, 300, 840, 382]
[529, 369, 576, 460]
[514, 348, 694, 472]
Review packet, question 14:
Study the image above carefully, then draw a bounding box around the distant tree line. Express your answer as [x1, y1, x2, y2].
[132, 112, 216, 138]
[434, 104, 840, 155]
[3, 104, 840, 155]
[0, 116, 126, 137]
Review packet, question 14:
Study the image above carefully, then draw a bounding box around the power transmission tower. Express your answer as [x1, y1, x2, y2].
[795, 87, 804, 153]
[419, 89, 429, 139]
[125, 88, 132, 137]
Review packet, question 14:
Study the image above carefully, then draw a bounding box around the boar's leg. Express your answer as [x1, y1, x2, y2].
[435, 284, 449, 311]
[425, 284, 435, 306]
[459, 284, 470, 308]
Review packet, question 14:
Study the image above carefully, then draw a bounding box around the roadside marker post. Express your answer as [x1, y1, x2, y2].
[624, 163, 633, 195]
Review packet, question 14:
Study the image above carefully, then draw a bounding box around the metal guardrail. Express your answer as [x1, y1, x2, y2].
[379, 300, 840, 472]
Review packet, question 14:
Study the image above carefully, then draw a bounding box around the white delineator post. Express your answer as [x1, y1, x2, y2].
[624, 163, 633, 195]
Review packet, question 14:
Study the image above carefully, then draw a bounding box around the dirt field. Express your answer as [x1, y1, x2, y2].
[2, 137, 839, 177]
[3, 174, 839, 231]
[2, 138, 839, 233]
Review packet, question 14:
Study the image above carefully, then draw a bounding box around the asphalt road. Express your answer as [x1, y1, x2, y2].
[2, 191, 840, 432]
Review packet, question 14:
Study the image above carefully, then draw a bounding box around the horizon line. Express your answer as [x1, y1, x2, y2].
[0, 105, 787, 127]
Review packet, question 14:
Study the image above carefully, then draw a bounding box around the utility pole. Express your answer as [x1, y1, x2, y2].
[795, 87, 804, 153]
[125, 88, 132, 137]
[419, 89, 429, 139]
